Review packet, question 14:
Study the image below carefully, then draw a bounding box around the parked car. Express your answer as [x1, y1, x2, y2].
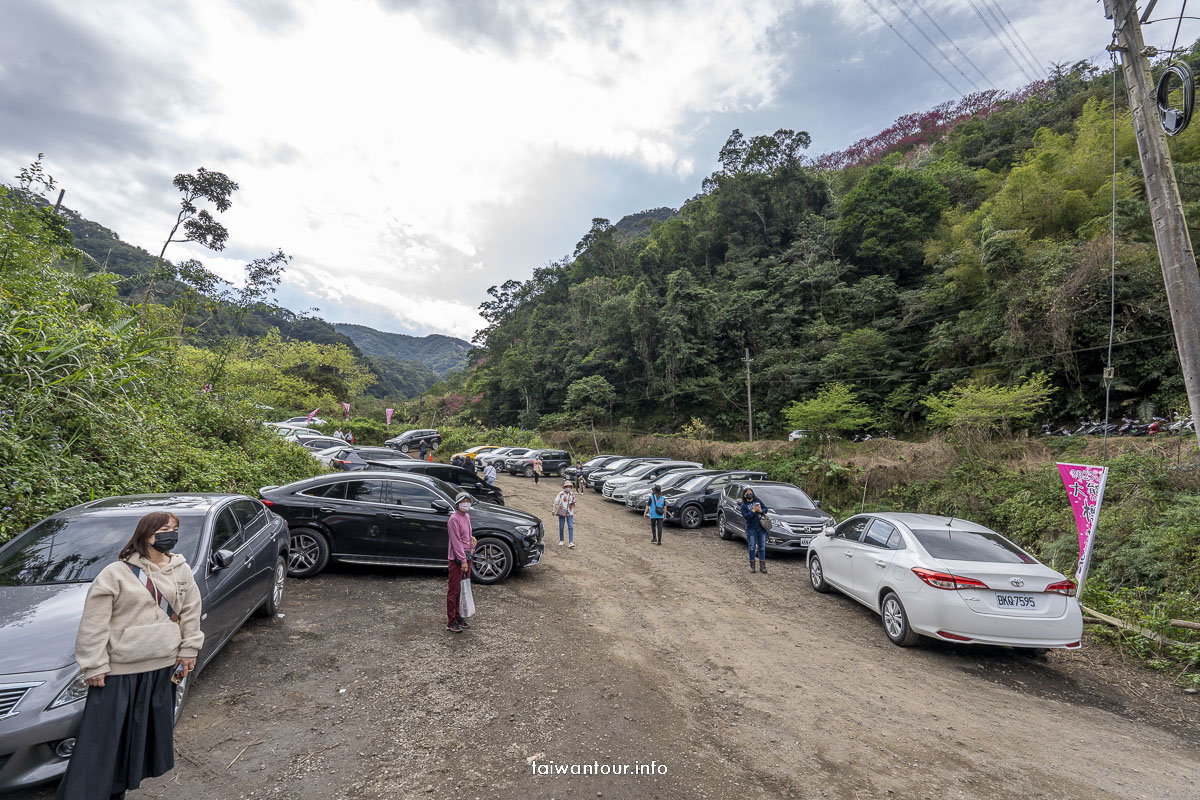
[268, 423, 317, 436]
[563, 454, 623, 482]
[601, 461, 702, 501]
[296, 435, 349, 452]
[0, 493, 289, 792]
[284, 429, 336, 444]
[806, 512, 1083, 651]
[260, 471, 543, 584]
[327, 447, 414, 471]
[660, 471, 770, 528]
[506, 449, 573, 477]
[716, 480, 831, 549]
[788, 429, 812, 441]
[585, 457, 667, 492]
[450, 445, 500, 467]
[360, 460, 504, 505]
[312, 445, 349, 466]
[280, 415, 327, 426]
[476, 447, 532, 471]
[624, 468, 715, 512]
[384, 428, 441, 454]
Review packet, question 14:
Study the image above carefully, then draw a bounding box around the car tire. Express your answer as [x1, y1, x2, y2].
[881, 591, 919, 647]
[399, 443, 410, 453]
[432, 440, 440, 450]
[472, 537, 513, 584]
[288, 528, 331, 578]
[557, 465, 568, 477]
[808, 555, 832, 593]
[680, 504, 703, 529]
[256, 555, 287, 616]
[717, 512, 733, 540]
[524, 466, 535, 477]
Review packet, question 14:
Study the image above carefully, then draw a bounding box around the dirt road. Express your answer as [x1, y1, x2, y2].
[19, 476, 1200, 799]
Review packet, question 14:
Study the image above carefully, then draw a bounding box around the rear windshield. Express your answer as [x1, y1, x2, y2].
[0, 513, 206, 585]
[911, 529, 1037, 564]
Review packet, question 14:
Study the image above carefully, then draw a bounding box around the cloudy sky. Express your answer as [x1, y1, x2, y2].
[0, 1, 1155, 341]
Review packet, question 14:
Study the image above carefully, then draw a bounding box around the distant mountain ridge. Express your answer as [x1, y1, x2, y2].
[333, 323, 470, 376]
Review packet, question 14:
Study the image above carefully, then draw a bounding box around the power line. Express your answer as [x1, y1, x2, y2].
[911, 0, 996, 89]
[983, 0, 1044, 78]
[885, 0, 984, 93]
[862, 0, 965, 97]
[965, 0, 1038, 84]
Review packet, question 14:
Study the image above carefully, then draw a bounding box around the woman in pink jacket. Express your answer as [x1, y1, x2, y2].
[446, 492, 476, 633]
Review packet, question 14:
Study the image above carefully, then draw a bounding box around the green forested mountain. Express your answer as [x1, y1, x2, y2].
[442, 57, 1197, 434]
[333, 323, 470, 375]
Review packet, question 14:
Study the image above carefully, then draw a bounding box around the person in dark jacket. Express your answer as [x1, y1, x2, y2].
[418, 439, 429, 460]
[740, 488, 770, 574]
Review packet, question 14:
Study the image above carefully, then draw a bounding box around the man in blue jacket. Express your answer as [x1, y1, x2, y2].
[645, 484, 666, 546]
[740, 488, 769, 574]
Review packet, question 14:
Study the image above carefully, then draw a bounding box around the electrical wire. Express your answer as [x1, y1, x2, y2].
[862, 0, 965, 97]
[1167, 0, 1189, 65]
[965, 0, 1038, 84]
[983, 0, 1043, 79]
[885, 0, 983, 93]
[911, 0, 995, 89]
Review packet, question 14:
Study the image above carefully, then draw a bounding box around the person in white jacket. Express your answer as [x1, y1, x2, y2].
[56, 511, 204, 800]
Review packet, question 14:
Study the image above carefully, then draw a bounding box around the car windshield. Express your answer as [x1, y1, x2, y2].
[911, 529, 1037, 564]
[659, 471, 704, 489]
[603, 458, 635, 471]
[0, 513, 206, 586]
[749, 486, 816, 509]
[677, 475, 714, 492]
[583, 456, 611, 467]
[624, 463, 662, 478]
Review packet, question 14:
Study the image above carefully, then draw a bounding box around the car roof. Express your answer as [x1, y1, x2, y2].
[67, 493, 243, 517]
[862, 512, 994, 533]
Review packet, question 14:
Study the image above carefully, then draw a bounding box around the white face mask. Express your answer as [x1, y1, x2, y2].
[458, 503, 471, 512]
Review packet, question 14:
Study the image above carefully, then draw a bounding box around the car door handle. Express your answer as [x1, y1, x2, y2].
[244, 556, 254, 568]
[387, 512, 405, 519]
[874, 559, 887, 567]
[843, 551, 853, 557]
[319, 507, 336, 513]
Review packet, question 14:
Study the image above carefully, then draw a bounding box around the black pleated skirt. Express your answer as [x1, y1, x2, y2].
[56, 666, 176, 800]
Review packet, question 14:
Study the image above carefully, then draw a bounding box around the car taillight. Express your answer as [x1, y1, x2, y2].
[261, 499, 274, 507]
[911, 567, 990, 590]
[1043, 579, 1077, 596]
[936, 630, 973, 641]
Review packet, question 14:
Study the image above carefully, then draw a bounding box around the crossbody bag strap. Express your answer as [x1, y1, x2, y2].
[125, 562, 181, 623]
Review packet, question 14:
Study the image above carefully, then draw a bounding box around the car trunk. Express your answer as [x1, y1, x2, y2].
[940, 561, 1071, 618]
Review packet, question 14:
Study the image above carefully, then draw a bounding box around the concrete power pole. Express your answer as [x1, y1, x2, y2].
[744, 348, 754, 443]
[1105, 0, 1200, 450]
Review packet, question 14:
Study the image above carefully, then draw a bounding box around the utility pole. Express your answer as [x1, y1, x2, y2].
[744, 348, 754, 443]
[52, 189, 65, 214]
[1105, 0, 1200, 451]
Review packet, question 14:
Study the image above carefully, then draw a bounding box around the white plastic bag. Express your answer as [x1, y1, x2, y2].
[460, 577, 476, 618]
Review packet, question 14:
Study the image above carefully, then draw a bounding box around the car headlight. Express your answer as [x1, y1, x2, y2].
[47, 671, 88, 709]
[516, 525, 537, 541]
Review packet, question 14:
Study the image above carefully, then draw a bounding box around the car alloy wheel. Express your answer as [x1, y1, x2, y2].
[717, 512, 733, 540]
[809, 556, 831, 593]
[472, 538, 513, 584]
[258, 556, 288, 616]
[881, 592, 919, 646]
[172, 673, 190, 725]
[399, 443, 410, 453]
[288, 530, 329, 578]
[524, 466, 535, 477]
[680, 505, 703, 529]
[558, 465, 568, 477]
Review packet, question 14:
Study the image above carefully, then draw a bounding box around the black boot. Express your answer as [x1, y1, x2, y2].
[749, 562, 756, 573]
[759, 561, 767, 574]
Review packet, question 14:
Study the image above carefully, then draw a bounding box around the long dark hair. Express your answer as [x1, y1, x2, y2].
[742, 487, 757, 502]
[118, 511, 179, 561]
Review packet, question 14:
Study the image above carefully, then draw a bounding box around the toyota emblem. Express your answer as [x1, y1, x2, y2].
[1010, 577, 1025, 587]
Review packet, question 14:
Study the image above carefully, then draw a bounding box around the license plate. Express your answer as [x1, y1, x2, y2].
[995, 593, 1037, 610]
[799, 537, 813, 546]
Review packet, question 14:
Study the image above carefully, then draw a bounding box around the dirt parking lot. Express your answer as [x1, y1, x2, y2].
[17, 475, 1200, 799]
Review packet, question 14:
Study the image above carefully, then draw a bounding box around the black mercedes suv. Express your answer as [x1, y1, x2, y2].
[384, 428, 441, 453]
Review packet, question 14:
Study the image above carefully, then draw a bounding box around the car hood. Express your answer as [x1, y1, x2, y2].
[470, 503, 541, 528]
[0, 583, 91, 673]
[768, 507, 832, 523]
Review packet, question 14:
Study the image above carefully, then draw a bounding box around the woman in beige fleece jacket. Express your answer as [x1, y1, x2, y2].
[56, 511, 204, 800]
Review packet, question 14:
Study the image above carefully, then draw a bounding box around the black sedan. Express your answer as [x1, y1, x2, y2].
[328, 447, 414, 471]
[0, 494, 288, 792]
[260, 471, 544, 584]
[563, 454, 623, 482]
[716, 480, 834, 551]
[661, 471, 769, 528]
[361, 460, 504, 505]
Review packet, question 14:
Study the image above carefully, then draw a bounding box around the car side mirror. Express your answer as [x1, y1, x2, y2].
[815, 500, 822, 508]
[210, 549, 235, 571]
[431, 500, 451, 513]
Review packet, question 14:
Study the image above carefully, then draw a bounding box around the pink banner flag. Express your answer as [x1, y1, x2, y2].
[341, 402, 351, 421]
[305, 407, 319, 422]
[1056, 462, 1109, 588]
[386, 408, 394, 427]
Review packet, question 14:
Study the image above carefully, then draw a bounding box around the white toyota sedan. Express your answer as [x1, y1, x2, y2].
[807, 513, 1083, 651]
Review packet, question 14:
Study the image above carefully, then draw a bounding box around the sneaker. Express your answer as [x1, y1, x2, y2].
[568, 542, 575, 548]
[558, 540, 564, 546]
[656, 540, 661, 546]
[447, 622, 463, 633]
[457, 617, 471, 629]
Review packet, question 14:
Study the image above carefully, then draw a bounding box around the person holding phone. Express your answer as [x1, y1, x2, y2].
[446, 492, 477, 633]
[57, 511, 204, 800]
[645, 484, 666, 546]
[740, 488, 770, 574]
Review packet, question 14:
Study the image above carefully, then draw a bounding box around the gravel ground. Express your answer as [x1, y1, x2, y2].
[17, 475, 1200, 799]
